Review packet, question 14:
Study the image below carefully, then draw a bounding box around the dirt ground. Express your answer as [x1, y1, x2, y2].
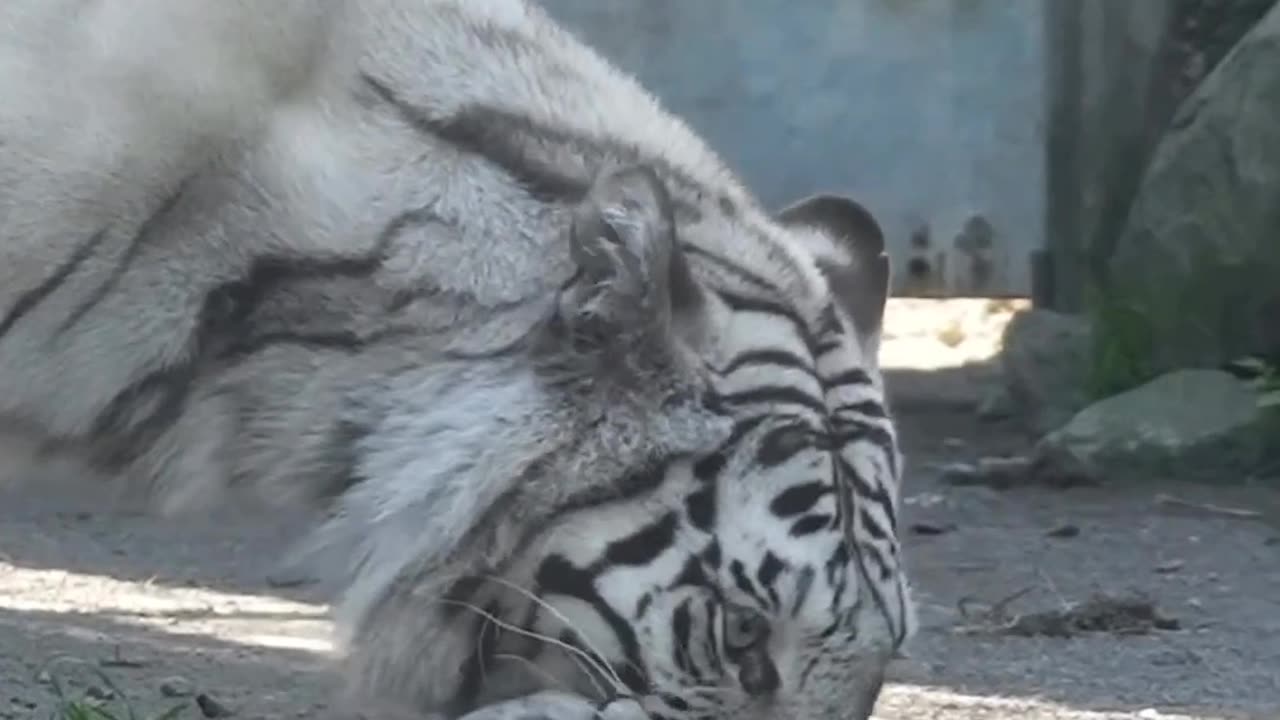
[1, 300, 1277, 720]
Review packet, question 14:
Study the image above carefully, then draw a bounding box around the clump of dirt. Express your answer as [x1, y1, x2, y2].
[957, 591, 1181, 639]
[936, 447, 1104, 492]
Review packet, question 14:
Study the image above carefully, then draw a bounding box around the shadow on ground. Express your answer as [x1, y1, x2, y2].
[0, 605, 331, 719]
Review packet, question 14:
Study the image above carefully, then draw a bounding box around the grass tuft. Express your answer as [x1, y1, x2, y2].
[38, 656, 191, 720]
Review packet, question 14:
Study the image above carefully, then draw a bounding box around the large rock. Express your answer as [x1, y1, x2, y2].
[1036, 369, 1278, 485]
[995, 309, 1093, 435]
[1097, 3, 1280, 384]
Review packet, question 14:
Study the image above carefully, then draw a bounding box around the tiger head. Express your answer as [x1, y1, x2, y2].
[489, 163, 914, 720]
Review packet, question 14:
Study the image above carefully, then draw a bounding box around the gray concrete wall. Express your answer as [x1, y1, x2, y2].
[540, 0, 1046, 297]
[539, 1, 1238, 303]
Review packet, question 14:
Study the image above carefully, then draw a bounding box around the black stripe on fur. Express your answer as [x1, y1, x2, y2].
[58, 176, 194, 334]
[0, 228, 109, 340]
[536, 554, 649, 694]
[361, 74, 714, 224]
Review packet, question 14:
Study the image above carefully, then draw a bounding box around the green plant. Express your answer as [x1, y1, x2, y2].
[38, 657, 189, 720]
[1086, 287, 1156, 399]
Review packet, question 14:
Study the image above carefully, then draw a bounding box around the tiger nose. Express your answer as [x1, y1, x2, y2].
[737, 648, 780, 697]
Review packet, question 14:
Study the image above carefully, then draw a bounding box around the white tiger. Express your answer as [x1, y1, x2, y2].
[0, 1, 916, 719]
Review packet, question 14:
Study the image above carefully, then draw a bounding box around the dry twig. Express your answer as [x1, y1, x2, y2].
[1154, 493, 1262, 520]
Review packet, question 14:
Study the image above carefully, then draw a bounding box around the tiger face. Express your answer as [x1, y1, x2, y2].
[692, 195, 914, 720]
[488, 166, 913, 720]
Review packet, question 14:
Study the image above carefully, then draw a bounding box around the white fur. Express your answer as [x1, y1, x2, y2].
[0, 2, 912, 718]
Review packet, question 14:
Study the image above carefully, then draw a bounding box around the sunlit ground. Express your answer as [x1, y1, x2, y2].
[0, 560, 334, 655]
[879, 297, 1030, 370]
[874, 684, 1214, 720]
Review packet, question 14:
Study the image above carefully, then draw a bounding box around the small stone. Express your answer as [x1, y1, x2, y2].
[266, 561, 319, 589]
[937, 461, 980, 484]
[34, 671, 51, 685]
[160, 676, 195, 698]
[1045, 524, 1081, 539]
[975, 384, 1016, 421]
[99, 646, 146, 668]
[266, 574, 316, 588]
[909, 522, 956, 536]
[84, 685, 114, 701]
[904, 492, 944, 508]
[1154, 559, 1185, 574]
[937, 457, 1033, 490]
[1028, 442, 1103, 488]
[196, 693, 235, 718]
[977, 455, 1033, 486]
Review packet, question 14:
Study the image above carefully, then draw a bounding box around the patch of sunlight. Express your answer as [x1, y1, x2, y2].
[0, 560, 335, 654]
[876, 683, 1213, 720]
[880, 297, 1030, 370]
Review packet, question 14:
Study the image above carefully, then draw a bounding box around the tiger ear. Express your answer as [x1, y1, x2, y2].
[554, 164, 702, 357]
[777, 194, 891, 358]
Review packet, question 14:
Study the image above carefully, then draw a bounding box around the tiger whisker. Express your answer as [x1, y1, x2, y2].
[436, 598, 622, 698]
[388, 568, 630, 698]
[566, 651, 615, 702]
[492, 652, 570, 694]
[473, 606, 495, 690]
[470, 641, 489, 690]
[476, 573, 630, 691]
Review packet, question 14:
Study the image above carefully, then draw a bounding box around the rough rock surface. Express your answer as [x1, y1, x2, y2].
[997, 309, 1093, 436]
[1037, 369, 1277, 484]
[1098, 2, 1280, 378]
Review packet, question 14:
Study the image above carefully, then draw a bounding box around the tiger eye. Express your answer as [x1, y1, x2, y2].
[723, 605, 770, 652]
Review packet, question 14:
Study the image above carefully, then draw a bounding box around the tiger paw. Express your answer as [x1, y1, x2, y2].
[454, 691, 630, 720]
[593, 696, 650, 720]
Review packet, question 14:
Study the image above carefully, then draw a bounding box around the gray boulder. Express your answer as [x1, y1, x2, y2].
[1036, 369, 1278, 485]
[1097, 2, 1280, 381]
[996, 309, 1093, 435]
